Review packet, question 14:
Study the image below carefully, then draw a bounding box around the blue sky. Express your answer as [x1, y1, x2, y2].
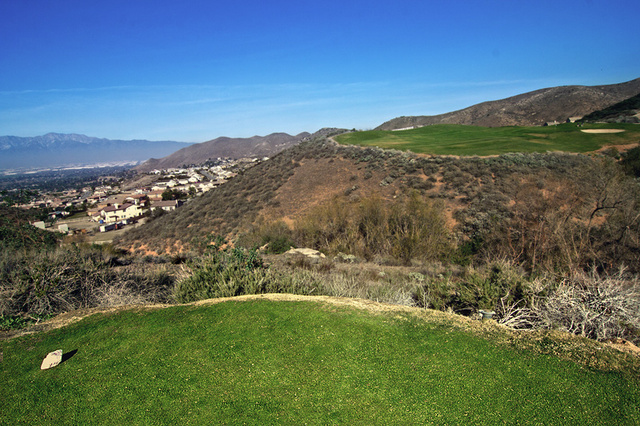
[1, 0, 638, 142]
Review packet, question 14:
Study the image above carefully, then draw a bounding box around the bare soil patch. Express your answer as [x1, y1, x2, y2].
[260, 157, 397, 223]
[604, 338, 640, 356]
[594, 143, 640, 154]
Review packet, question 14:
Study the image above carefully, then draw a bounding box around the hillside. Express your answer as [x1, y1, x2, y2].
[115, 134, 640, 274]
[0, 204, 61, 250]
[134, 129, 344, 172]
[0, 133, 191, 171]
[376, 78, 640, 130]
[580, 92, 640, 123]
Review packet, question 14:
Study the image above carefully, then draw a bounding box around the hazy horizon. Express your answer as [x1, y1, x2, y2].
[1, 0, 638, 142]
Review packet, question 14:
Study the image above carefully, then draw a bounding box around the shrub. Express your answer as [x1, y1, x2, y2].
[265, 235, 296, 254]
[531, 268, 640, 343]
[237, 220, 296, 254]
[411, 260, 532, 320]
[448, 260, 528, 316]
[173, 247, 270, 303]
[473, 158, 640, 274]
[292, 192, 452, 265]
[413, 276, 452, 311]
[620, 146, 640, 177]
[0, 245, 174, 320]
[0, 205, 62, 251]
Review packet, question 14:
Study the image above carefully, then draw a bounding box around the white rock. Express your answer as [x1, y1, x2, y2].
[284, 248, 326, 258]
[40, 349, 63, 370]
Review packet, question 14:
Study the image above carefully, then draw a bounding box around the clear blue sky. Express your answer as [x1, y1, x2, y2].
[1, 0, 638, 142]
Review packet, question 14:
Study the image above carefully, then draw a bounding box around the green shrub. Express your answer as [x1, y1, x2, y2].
[173, 245, 329, 303]
[0, 205, 62, 251]
[412, 260, 530, 318]
[173, 247, 270, 303]
[452, 261, 528, 315]
[620, 146, 640, 177]
[265, 235, 296, 254]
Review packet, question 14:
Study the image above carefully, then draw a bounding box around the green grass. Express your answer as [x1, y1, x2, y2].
[336, 123, 640, 156]
[2, 298, 640, 424]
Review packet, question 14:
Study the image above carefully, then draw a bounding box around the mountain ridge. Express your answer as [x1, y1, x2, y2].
[0, 133, 192, 171]
[134, 128, 345, 172]
[376, 78, 640, 130]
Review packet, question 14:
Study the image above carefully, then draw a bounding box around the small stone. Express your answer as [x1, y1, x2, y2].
[284, 248, 326, 258]
[41, 349, 63, 370]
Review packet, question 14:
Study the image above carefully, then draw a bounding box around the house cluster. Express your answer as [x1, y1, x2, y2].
[20, 188, 88, 211]
[85, 162, 246, 232]
[88, 194, 184, 232]
[147, 165, 240, 194]
[25, 156, 265, 234]
[543, 116, 584, 126]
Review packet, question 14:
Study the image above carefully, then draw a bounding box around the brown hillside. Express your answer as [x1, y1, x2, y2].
[115, 136, 640, 273]
[259, 157, 398, 225]
[135, 132, 307, 173]
[376, 78, 640, 130]
[134, 129, 345, 173]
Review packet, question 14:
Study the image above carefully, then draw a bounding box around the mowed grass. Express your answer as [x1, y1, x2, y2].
[2, 298, 640, 425]
[335, 123, 640, 156]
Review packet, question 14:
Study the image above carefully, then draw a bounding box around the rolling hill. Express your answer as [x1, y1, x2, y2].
[115, 78, 640, 271]
[134, 129, 345, 172]
[376, 78, 640, 130]
[115, 132, 640, 274]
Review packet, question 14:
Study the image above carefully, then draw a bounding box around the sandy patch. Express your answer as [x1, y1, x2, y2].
[580, 129, 626, 134]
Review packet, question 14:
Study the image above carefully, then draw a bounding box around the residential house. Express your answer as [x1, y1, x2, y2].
[100, 203, 146, 224]
[150, 200, 184, 212]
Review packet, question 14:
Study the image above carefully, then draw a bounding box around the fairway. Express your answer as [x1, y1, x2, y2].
[2, 296, 639, 424]
[335, 123, 640, 156]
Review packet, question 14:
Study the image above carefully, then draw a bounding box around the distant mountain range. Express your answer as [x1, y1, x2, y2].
[133, 79, 640, 172]
[134, 128, 344, 172]
[376, 78, 640, 130]
[5, 78, 639, 172]
[0, 133, 192, 171]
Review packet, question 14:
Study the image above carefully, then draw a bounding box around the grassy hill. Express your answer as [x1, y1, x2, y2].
[2, 296, 640, 424]
[336, 123, 640, 156]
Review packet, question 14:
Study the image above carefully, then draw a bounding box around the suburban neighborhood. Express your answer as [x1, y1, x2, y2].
[24, 157, 267, 241]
